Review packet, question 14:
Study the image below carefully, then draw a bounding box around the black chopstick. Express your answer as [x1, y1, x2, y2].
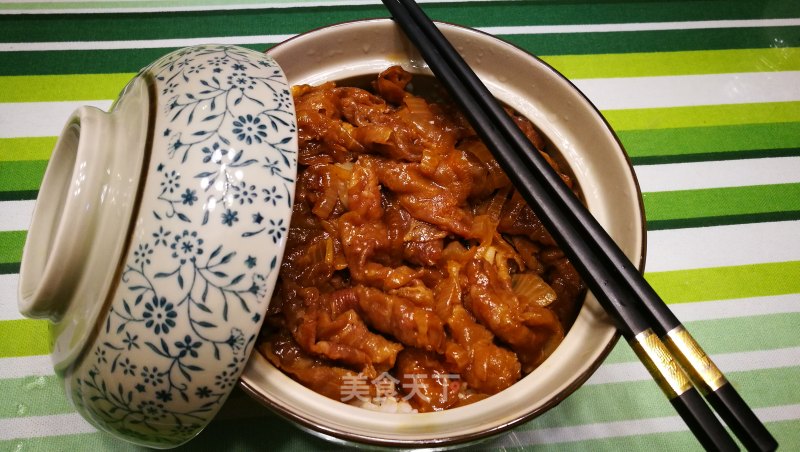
[381, 0, 777, 450]
[384, 5, 778, 452]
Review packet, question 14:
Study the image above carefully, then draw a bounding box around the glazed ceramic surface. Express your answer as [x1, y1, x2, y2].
[18, 45, 297, 448]
[239, 19, 645, 448]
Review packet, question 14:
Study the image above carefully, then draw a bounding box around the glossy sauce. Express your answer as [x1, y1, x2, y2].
[257, 66, 584, 412]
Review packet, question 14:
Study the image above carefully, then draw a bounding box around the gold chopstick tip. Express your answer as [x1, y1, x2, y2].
[664, 326, 728, 394]
[630, 328, 693, 399]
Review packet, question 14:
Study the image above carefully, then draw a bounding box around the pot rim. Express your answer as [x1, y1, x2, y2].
[239, 17, 646, 448]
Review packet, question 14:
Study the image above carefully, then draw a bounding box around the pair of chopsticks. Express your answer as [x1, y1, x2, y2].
[380, 0, 778, 450]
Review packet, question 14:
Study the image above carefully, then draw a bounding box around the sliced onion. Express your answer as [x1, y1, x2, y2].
[511, 272, 557, 307]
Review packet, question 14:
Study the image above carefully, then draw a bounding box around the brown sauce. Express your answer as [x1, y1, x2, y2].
[257, 66, 585, 412]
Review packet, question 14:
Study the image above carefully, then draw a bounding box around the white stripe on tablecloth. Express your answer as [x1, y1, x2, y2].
[635, 157, 800, 193]
[587, 346, 800, 386]
[490, 403, 800, 447]
[485, 18, 800, 35]
[0, 200, 34, 232]
[0, 34, 293, 51]
[572, 72, 800, 110]
[0, 274, 24, 321]
[0, 355, 53, 379]
[0, 412, 96, 441]
[0, 390, 796, 445]
[3, 71, 799, 138]
[0, 100, 112, 138]
[669, 293, 800, 322]
[645, 221, 800, 273]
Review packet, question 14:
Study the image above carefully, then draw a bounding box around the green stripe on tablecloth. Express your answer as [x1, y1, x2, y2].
[10, 116, 793, 168]
[0, 230, 25, 275]
[0, 404, 792, 451]
[3, 48, 799, 99]
[520, 420, 798, 452]
[0, 0, 791, 18]
[502, 26, 800, 57]
[0, 191, 38, 204]
[1, 33, 798, 78]
[543, 48, 800, 79]
[620, 122, 800, 165]
[0, 319, 49, 357]
[0, 434, 146, 452]
[2, 180, 800, 230]
[0, 262, 21, 275]
[0, 137, 56, 163]
[2, 179, 800, 233]
[0, 433, 164, 452]
[3, 418, 797, 451]
[1, 123, 797, 172]
[0, 359, 795, 438]
[503, 433, 695, 451]
[13, 118, 793, 169]
[6, 0, 314, 10]
[1, 1, 798, 43]
[0, 8, 379, 42]
[3, 307, 792, 378]
[2, 234, 797, 303]
[0, 73, 133, 103]
[646, 261, 800, 304]
[510, 418, 798, 451]
[11, 120, 795, 168]
[524, 366, 800, 429]
[0, 161, 45, 202]
[643, 183, 800, 230]
[0, 0, 362, 12]
[0, 412, 323, 451]
[0, 48, 194, 77]
[0, 376, 244, 419]
[604, 102, 800, 131]
[0, 375, 72, 419]
[605, 313, 800, 364]
[0, 122, 800, 178]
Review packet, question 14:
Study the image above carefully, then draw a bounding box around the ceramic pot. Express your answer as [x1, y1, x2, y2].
[239, 19, 645, 448]
[18, 45, 298, 448]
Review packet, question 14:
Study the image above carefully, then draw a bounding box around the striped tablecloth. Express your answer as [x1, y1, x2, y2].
[1, 1, 798, 450]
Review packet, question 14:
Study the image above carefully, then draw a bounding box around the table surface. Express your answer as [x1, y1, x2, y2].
[1, 0, 799, 450]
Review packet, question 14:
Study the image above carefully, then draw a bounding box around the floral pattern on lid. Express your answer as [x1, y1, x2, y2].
[64, 45, 297, 448]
